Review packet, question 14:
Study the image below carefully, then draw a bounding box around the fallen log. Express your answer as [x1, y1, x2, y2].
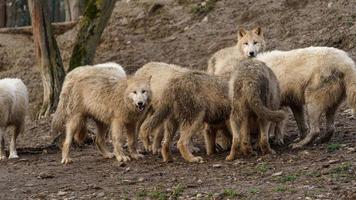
[0, 21, 77, 35]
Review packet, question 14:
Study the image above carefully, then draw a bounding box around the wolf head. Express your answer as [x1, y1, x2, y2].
[125, 76, 152, 112]
[237, 27, 266, 58]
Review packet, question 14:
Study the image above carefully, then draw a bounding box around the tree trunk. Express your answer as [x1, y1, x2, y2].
[48, 0, 61, 22]
[29, 0, 65, 119]
[0, 0, 6, 28]
[69, 0, 81, 21]
[68, 0, 116, 71]
[63, 0, 71, 21]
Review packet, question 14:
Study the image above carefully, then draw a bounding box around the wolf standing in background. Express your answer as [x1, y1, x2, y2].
[0, 78, 28, 161]
[207, 27, 266, 76]
[51, 63, 152, 164]
[226, 59, 286, 160]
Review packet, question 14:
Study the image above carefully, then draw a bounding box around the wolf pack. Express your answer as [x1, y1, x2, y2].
[1, 27, 356, 165]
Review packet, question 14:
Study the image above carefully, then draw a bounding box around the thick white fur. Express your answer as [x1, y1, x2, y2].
[94, 62, 126, 78]
[257, 46, 356, 148]
[0, 78, 28, 160]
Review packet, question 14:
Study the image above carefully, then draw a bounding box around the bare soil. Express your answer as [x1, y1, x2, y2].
[0, 0, 355, 199]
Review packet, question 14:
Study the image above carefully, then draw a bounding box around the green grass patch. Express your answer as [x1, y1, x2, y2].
[331, 162, 352, 174]
[327, 143, 342, 152]
[279, 175, 298, 183]
[137, 189, 167, 200]
[249, 187, 260, 194]
[256, 163, 269, 173]
[170, 184, 184, 199]
[274, 185, 288, 192]
[223, 189, 240, 198]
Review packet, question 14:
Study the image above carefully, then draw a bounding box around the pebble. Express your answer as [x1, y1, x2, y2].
[305, 197, 312, 200]
[57, 191, 68, 196]
[212, 164, 222, 168]
[197, 179, 203, 184]
[272, 171, 283, 176]
[201, 16, 208, 23]
[346, 147, 355, 153]
[37, 172, 54, 179]
[328, 159, 340, 164]
[138, 177, 144, 182]
[97, 192, 105, 198]
[196, 193, 203, 198]
[125, 167, 130, 172]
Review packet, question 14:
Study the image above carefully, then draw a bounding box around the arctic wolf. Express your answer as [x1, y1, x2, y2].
[52, 65, 151, 164]
[226, 59, 286, 160]
[0, 78, 28, 160]
[135, 62, 189, 154]
[207, 27, 266, 76]
[206, 27, 285, 146]
[141, 71, 231, 163]
[257, 47, 356, 148]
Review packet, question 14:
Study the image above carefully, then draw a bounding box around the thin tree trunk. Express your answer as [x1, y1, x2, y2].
[0, 0, 6, 27]
[69, 0, 116, 71]
[63, 0, 71, 21]
[69, 0, 80, 21]
[29, 0, 65, 119]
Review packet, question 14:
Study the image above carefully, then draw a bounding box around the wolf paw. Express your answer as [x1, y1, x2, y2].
[226, 154, 235, 161]
[0, 155, 6, 161]
[103, 152, 115, 159]
[61, 157, 73, 164]
[116, 155, 131, 162]
[8, 154, 19, 159]
[131, 153, 144, 160]
[151, 147, 161, 155]
[289, 143, 303, 150]
[190, 156, 204, 163]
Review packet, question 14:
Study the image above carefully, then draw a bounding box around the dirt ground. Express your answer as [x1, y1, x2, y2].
[0, 0, 355, 199]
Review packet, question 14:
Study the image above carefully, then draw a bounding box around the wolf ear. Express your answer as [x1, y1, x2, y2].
[238, 28, 247, 40]
[253, 27, 263, 36]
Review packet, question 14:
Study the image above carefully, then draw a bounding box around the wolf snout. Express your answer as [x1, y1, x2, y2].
[249, 52, 256, 57]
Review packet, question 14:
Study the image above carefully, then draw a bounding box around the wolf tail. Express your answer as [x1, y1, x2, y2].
[246, 83, 286, 122]
[51, 83, 70, 137]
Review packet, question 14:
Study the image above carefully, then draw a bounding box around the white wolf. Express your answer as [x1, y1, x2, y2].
[257, 47, 356, 148]
[0, 78, 28, 160]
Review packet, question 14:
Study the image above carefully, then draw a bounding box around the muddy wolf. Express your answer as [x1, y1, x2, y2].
[141, 71, 231, 163]
[226, 59, 286, 160]
[52, 64, 151, 164]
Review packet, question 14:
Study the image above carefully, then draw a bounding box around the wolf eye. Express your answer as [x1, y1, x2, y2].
[133, 91, 137, 94]
[253, 41, 258, 44]
[142, 90, 146, 93]
[244, 42, 248, 45]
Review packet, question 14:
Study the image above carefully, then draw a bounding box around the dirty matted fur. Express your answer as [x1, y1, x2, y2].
[257, 47, 356, 149]
[135, 62, 189, 154]
[52, 65, 151, 164]
[141, 71, 231, 163]
[226, 59, 286, 161]
[0, 78, 28, 160]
